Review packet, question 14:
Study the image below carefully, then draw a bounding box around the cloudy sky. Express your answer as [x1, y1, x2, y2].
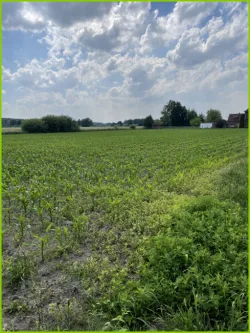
[2, 2, 248, 122]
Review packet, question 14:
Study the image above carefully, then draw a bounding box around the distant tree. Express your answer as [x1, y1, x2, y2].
[130, 124, 136, 129]
[206, 109, 222, 122]
[187, 108, 198, 124]
[161, 100, 188, 126]
[154, 119, 163, 125]
[160, 105, 171, 126]
[21, 119, 47, 133]
[198, 113, 205, 123]
[190, 117, 201, 127]
[81, 118, 93, 127]
[216, 119, 228, 128]
[117, 121, 123, 126]
[42, 115, 79, 132]
[110, 122, 116, 127]
[144, 115, 154, 129]
[42, 115, 60, 132]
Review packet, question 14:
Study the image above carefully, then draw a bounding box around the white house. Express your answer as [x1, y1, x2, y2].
[200, 123, 215, 129]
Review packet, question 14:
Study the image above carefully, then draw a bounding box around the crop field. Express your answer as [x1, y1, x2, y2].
[2, 129, 248, 331]
[2, 127, 22, 134]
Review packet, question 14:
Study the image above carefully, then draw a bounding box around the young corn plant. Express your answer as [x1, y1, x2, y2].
[34, 223, 52, 262]
[72, 214, 88, 243]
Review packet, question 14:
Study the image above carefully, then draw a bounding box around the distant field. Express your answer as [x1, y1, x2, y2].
[2, 127, 22, 133]
[2, 129, 248, 331]
[2, 126, 144, 133]
[80, 126, 144, 130]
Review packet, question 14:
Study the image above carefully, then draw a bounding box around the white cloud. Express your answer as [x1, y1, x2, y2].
[167, 5, 248, 68]
[2, 3, 46, 32]
[2, 2, 248, 122]
[2, 2, 114, 32]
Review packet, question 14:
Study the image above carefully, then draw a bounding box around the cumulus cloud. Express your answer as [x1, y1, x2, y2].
[2, 2, 114, 32]
[2, 2, 45, 32]
[2, 2, 248, 121]
[167, 5, 248, 68]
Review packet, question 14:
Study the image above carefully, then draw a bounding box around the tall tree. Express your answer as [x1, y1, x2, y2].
[161, 100, 188, 126]
[198, 113, 205, 123]
[144, 115, 154, 129]
[81, 118, 93, 127]
[187, 108, 198, 124]
[206, 109, 222, 122]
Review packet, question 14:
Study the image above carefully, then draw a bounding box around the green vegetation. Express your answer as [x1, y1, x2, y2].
[190, 117, 201, 127]
[2, 129, 248, 331]
[206, 109, 222, 123]
[21, 115, 80, 133]
[144, 115, 154, 129]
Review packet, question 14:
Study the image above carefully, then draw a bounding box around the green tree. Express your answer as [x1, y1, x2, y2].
[154, 119, 163, 126]
[21, 119, 47, 133]
[117, 121, 123, 126]
[206, 109, 222, 122]
[187, 108, 198, 123]
[190, 117, 201, 127]
[144, 115, 154, 129]
[160, 105, 171, 126]
[216, 119, 228, 128]
[161, 100, 188, 126]
[198, 113, 205, 123]
[81, 118, 93, 127]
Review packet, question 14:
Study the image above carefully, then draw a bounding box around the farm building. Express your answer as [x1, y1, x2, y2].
[228, 109, 248, 128]
[200, 123, 216, 129]
[244, 109, 248, 128]
[227, 114, 241, 128]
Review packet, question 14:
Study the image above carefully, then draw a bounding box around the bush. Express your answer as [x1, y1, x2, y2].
[216, 119, 228, 128]
[21, 115, 80, 133]
[42, 115, 80, 132]
[21, 119, 47, 133]
[130, 125, 136, 129]
[190, 117, 201, 127]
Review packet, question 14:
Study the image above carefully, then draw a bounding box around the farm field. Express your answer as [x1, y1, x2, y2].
[2, 127, 22, 134]
[2, 129, 248, 331]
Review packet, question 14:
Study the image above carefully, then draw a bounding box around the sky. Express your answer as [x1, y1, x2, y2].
[2, 2, 248, 122]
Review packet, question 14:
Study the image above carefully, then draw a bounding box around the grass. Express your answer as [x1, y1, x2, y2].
[2, 128, 248, 331]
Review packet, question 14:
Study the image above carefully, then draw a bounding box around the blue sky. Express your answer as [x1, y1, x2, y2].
[2, 2, 248, 122]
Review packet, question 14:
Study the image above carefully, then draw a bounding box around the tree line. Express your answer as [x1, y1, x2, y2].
[2, 118, 24, 127]
[3, 100, 228, 133]
[143, 100, 227, 129]
[21, 115, 80, 133]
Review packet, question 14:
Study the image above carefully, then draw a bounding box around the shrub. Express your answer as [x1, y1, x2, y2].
[190, 117, 201, 127]
[21, 119, 47, 133]
[130, 125, 136, 129]
[216, 119, 228, 128]
[22, 115, 80, 133]
[42, 115, 80, 132]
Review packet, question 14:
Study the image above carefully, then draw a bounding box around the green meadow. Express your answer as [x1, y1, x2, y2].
[2, 129, 248, 331]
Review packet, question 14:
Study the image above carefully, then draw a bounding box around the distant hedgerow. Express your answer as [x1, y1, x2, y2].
[21, 115, 80, 133]
[21, 119, 47, 133]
